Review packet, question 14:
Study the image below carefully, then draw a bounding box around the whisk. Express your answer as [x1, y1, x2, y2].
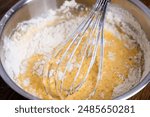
[43, 0, 111, 99]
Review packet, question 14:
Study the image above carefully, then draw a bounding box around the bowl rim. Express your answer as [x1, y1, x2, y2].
[0, 0, 150, 100]
[0, 0, 39, 100]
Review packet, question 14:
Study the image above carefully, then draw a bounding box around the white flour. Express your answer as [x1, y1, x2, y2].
[1, 0, 150, 98]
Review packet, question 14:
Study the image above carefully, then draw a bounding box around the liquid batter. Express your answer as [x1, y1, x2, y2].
[17, 30, 142, 100]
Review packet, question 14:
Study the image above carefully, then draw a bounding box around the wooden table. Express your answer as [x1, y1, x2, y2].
[0, 0, 150, 100]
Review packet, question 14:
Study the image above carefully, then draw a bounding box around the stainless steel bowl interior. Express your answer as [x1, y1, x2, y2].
[0, 0, 150, 100]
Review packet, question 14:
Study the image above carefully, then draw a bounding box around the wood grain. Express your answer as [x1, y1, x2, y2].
[0, 0, 150, 100]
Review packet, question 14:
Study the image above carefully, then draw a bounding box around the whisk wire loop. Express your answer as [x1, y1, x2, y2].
[43, 0, 110, 99]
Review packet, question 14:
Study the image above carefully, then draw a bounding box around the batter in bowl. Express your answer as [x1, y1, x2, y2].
[2, 0, 150, 100]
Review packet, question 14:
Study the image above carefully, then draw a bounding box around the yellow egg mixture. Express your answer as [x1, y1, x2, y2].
[17, 30, 142, 100]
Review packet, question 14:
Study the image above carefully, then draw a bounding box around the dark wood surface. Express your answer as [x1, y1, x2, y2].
[0, 0, 150, 100]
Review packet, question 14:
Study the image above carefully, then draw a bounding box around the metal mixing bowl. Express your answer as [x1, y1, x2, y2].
[0, 0, 150, 100]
